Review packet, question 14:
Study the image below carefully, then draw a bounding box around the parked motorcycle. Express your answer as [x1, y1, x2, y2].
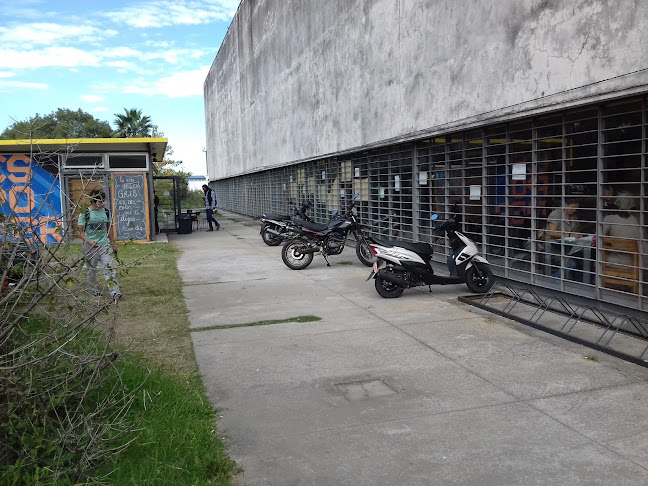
[259, 200, 314, 246]
[367, 214, 494, 298]
[281, 194, 374, 269]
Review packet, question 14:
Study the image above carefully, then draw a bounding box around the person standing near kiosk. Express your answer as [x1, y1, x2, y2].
[202, 184, 220, 231]
[77, 190, 121, 301]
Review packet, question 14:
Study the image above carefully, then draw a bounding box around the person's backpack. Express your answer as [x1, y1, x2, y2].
[84, 207, 111, 230]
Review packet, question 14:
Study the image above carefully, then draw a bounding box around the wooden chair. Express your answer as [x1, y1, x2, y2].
[600, 237, 639, 294]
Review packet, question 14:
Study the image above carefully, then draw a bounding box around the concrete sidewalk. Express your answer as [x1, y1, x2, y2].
[172, 211, 648, 486]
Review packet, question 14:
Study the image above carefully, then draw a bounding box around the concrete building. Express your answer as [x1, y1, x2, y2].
[204, 0, 648, 312]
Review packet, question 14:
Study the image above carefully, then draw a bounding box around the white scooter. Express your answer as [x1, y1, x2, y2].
[367, 214, 494, 298]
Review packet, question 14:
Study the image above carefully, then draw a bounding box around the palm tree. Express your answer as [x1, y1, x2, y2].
[113, 108, 153, 137]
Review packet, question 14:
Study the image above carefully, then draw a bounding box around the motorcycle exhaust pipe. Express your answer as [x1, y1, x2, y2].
[376, 269, 410, 288]
[266, 227, 283, 236]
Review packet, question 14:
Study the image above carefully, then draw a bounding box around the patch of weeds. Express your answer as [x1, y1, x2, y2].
[228, 218, 239, 223]
[192, 315, 321, 333]
[338, 261, 353, 265]
[584, 355, 599, 362]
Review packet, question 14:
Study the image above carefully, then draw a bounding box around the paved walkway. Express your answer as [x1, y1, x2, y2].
[171, 211, 648, 486]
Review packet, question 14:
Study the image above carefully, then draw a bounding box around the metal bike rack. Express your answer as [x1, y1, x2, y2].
[459, 281, 648, 368]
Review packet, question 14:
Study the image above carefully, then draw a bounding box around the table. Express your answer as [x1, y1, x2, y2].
[545, 235, 595, 284]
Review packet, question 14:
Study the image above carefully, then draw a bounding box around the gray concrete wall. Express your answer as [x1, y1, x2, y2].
[204, 0, 648, 180]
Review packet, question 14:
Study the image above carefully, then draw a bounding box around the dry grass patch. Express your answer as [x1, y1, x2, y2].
[113, 242, 196, 375]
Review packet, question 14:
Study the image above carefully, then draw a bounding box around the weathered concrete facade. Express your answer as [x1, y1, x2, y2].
[204, 0, 648, 179]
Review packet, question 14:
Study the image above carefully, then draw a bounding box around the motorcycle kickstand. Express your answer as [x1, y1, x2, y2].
[322, 253, 331, 266]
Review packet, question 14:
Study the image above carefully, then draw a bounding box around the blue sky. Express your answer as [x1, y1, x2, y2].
[0, 0, 239, 177]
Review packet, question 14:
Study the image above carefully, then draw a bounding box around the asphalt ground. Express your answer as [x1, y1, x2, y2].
[170, 210, 648, 486]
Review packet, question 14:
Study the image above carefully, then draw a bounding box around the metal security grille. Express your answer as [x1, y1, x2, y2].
[212, 95, 648, 312]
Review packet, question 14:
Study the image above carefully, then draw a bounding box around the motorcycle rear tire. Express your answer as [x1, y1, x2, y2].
[282, 240, 314, 270]
[356, 238, 374, 267]
[375, 276, 404, 298]
[261, 227, 282, 246]
[465, 263, 494, 293]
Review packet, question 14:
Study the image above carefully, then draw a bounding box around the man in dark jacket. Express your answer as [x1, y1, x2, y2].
[202, 184, 220, 231]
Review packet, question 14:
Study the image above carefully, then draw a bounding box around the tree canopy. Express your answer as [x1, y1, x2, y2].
[113, 108, 153, 138]
[1, 108, 114, 139]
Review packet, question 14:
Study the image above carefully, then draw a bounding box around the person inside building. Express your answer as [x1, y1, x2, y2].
[202, 184, 220, 231]
[77, 190, 121, 301]
[602, 184, 617, 211]
[601, 191, 641, 289]
[544, 197, 593, 280]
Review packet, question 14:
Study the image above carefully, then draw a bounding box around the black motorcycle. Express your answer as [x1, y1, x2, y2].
[281, 194, 373, 270]
[259, 200, 314, 246]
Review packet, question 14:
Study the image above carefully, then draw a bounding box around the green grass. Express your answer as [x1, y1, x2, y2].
[94, 356, 237, 485]
[3, 242, 238, 484]
[192, 315, 321, 333]
[95, 242, 238, 484]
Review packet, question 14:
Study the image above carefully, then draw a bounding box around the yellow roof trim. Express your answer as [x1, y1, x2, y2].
[0, 137, 167, 146]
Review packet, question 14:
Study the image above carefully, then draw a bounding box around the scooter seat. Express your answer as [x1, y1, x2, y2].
[295, 219, 329, 232]
[396, 241, 434, 256]
[372, 238, 434, 256]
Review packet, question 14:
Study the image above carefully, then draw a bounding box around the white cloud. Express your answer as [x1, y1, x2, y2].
[100, 46, 142, 59]
[0, 47, 101, 69]
[123, 65, 210, 98]
[0, 23, 116, 49]
[146, 48, 206, 64]
[0, 72, 15, 78]
[80, 94, 104, 103]
[105, 60, 139, 72]
[102, 0, 238, 28]
[0, 79, 48, 91]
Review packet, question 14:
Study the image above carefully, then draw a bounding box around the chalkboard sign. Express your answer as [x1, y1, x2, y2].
[112, 173, 149, 241]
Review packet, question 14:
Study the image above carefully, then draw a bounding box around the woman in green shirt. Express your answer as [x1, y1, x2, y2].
[77, 190, 121, 300]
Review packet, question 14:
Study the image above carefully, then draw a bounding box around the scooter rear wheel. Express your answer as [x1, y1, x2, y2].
[375, 276, 404, 298]
[465, 263, 494, 293]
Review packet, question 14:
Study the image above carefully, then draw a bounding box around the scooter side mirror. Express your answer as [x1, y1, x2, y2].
[430, 214, 439, 221]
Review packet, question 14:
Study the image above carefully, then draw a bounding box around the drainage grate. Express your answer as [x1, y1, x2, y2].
[459, 282, 648, 368]
[335, 379, 398, 401]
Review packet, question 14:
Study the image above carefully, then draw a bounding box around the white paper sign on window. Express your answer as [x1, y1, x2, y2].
[340, 189, 345, 197]
[322, 171, 326, 180]
[419, 172, 428, 185]
[394, 175, 400, 191]
[512, 164, 527, 180]
[355, 167, 360, 178]
[470, 185, 481, 200]
[379, 187, 385, 199]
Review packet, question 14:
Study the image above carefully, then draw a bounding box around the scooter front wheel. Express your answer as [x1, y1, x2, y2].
[375, 276, 404, 298]
[282, 240, 314, 270]
[465, 263, 494, 293]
